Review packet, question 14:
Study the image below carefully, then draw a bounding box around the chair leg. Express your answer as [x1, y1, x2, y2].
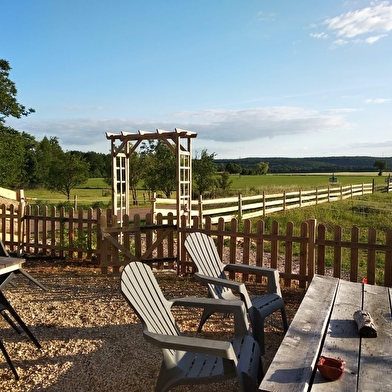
[0, 293, 41, 349]
[0, 340, 19, 380]
[197, 308, 215, 332]
[0, 310, 22, 334]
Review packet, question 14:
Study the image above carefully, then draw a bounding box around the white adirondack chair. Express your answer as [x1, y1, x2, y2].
[184, 231, 288, 354]
[120, 261, 263, 392]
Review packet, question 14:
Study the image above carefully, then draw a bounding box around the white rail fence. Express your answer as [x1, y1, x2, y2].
[153, 182, 376, 224]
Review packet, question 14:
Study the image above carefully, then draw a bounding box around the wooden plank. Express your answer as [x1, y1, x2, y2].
[311, 279, 362, 391]
[358, 284, 392, 391]
[259, 275, 339, 392]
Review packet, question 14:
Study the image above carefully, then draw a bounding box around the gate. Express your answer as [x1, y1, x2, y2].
[99, 212, 177, 273]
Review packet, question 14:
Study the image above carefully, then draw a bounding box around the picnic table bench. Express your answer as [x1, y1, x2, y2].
[259, 274, 392, 391]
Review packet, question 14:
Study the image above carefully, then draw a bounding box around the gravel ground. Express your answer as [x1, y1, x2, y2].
[0, 260, 304, 392]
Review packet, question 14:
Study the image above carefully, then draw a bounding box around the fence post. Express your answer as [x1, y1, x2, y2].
[262, 191, 266, 218]
[238, 193, 242, 219]
[372, 178, 375, 193]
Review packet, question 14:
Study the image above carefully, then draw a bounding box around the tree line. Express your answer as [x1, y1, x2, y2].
[215, 157, 391, 174]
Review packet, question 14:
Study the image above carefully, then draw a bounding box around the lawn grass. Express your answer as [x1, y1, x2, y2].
[230, 173, 387, 193]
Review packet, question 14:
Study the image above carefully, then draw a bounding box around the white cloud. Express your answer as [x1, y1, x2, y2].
[331, 38, 349, 48]
[365, 33, 388, 42]
[8, 106, 353, 153]
[256, 11, 276, 21]
[365, 98, 392, 103]
[311, 2, 392, 47]
[326, 108, 361, 113]
[310, 32, 329, 39]
[324, 1, 392, 38]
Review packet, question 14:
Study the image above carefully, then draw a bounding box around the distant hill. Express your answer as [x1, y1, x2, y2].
[214, 156, 392, 174]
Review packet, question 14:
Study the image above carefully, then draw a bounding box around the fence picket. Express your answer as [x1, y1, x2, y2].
[271, 221, 279, 269]
[385, 230, 392, 287]
[350, 226, 359, 282]
[300, 221, 309, 288]
[367, 228, 377, 285]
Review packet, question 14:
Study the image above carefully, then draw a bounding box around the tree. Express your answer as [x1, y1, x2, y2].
[216, 171, 233, 195]
[225, 162, 242, 175]
[193, 149, 217, 196]
[45, 151, 90, 200]
[128, 149, 144, 204]
[0, 59, 35, 123]
[0, 126, 38, 188]
[33, 136, 63, 188]
[374, 160, 387, 176]
[141, 141, 176, 198]
[80, 151, 111, 178]
[253, 161, 269, 175]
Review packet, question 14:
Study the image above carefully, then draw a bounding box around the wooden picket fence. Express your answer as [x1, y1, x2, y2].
[178, 216, 392, 288]
[1, 201, 392, 287]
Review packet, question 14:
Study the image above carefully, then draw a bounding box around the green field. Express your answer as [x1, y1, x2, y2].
[23, 173, 390, 208]
[231, 173, 386, 193]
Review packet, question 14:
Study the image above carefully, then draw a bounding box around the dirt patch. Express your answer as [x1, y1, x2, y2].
[0, 260, 304, 391]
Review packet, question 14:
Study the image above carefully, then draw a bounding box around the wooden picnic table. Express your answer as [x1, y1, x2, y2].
[259, 275, 392, 391]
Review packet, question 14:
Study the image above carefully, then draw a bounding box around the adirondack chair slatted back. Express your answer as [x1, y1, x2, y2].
[184, 232, 234, 300]
[121, 262, 180, 339]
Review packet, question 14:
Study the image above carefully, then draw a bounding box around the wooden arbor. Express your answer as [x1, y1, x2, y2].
[105, 129, 197, 226]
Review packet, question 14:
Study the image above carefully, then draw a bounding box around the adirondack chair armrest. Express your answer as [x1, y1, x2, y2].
[194, 272, 253, 309]
[143, 330, 236, 360]
[194, 272, 245, 291]
[169, 297, 250, 337]
[224, 264, 282, 296]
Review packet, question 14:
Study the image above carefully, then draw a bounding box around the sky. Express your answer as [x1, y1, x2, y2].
[2, 0, 392, 159]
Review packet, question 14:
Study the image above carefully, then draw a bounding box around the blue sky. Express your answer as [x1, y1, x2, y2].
[2, 0, 392, 158]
